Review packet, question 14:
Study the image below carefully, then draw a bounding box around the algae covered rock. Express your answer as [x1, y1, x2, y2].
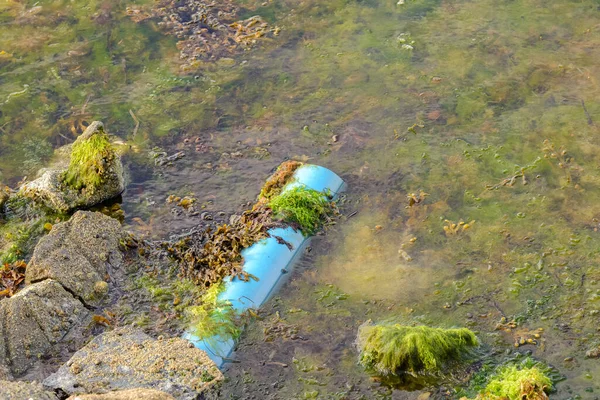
[0, 280, 87, 376]
[356, 322, 479, 377]
[476, 365, 552, 400]
[19, 121, 124, 213]
[26, 211, 124, 306]
[44, 327, 223, 400]
[0, 380, 58, 400]
[66, 388, 176, 400]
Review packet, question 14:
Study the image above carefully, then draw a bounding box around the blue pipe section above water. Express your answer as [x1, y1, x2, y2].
[184, 164, 345, 367]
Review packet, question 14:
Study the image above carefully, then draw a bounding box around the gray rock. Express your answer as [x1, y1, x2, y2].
[0, 314, 8, 378]
[19, 121, 125, 213]
[0, 364, 11, 381]
[0, 280, 87, 376]
[45, 328, 223, 400]
[26, 211, 123, 306]
[0, 380, 58, 400]
[67, 388, 176, 400]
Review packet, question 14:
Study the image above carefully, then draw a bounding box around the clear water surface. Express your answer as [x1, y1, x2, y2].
[1, 0, 600, 398]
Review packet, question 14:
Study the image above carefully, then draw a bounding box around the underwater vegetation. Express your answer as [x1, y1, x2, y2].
[164, 162, 337, 286]
[475, 365, 552, 400]
[63, 126, 115, 193]
[0, 196, 64, 265]
[269, 186, 334, 236]
[185, 281, 241, 344]
[127, 0, 279, 69]
[0, 259, 26, 298]
[165, 207, 272, 287]
[457, 356, 561, 400]
[356, 322, 478, 377]
[2, 0, 600, 396]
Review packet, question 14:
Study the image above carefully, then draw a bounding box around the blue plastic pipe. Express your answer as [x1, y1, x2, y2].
[184, 165, 345, 367]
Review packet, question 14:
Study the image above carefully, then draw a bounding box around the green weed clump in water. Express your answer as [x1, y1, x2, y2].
[477, 366, 552, 400]
[357, 323, 478, 376]
[269, 186, 332, 235]
[185, 282, 241, 343]
[0, 196, 64, 264]
[63, 128, 114, 193]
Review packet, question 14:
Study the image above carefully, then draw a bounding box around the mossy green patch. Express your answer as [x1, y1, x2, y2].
[185, 282, 241, 344]
[134, 274, 173, 303]
[0, 195, 65, 264]
[63, 128, 114, 192]
[269, 186, 333, 236]
[477, 365, 552, 400]
[457, 356, 562, 399]
[356, 323, 478, 376]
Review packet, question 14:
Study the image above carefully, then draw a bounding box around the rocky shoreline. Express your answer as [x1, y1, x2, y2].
[0, 122, 222, 399]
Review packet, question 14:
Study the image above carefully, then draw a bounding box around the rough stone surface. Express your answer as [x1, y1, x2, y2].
[18, 121, 125, 213]
[67, 388, 176, 400]
[0, 364, 11, 380]
[44, 328, 223, 400]
[26, 211, 124, 306]
[0, 280, 87, 376]
[0, 380, 58, 399]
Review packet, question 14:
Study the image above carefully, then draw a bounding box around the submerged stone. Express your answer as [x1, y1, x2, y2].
[26, 211, 123, 306]
[44, 327, 223, 400]
[586, 347, 600, 359]
[0, 280, 87, 376]
[19, 121, 124, 213]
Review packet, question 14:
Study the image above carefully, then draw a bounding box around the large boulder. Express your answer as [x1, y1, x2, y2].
[0, 280, 87, 376]
[44, 328, 223, 400]
[0, 380, 58, 400]
[67, 388, 176, 400]
[26, 211, 123, 306]
[19, 121, 125, 213]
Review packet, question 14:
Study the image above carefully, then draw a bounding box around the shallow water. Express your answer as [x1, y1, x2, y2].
[2, 0, 600, 397]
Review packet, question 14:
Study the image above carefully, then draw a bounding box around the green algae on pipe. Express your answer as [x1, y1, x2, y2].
[186, 164, 345, 367]
[269, 186, 333, 236]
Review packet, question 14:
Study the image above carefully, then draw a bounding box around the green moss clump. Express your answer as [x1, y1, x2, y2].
[357, 323, 479, 376]
[63, 128, 114, 192]
[135, 275, 173, 303]
[0, 197, 63, 265]
[478, 366, 552, 400]
[185, 282, 241, 343]
[269, 186, 332, 235]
